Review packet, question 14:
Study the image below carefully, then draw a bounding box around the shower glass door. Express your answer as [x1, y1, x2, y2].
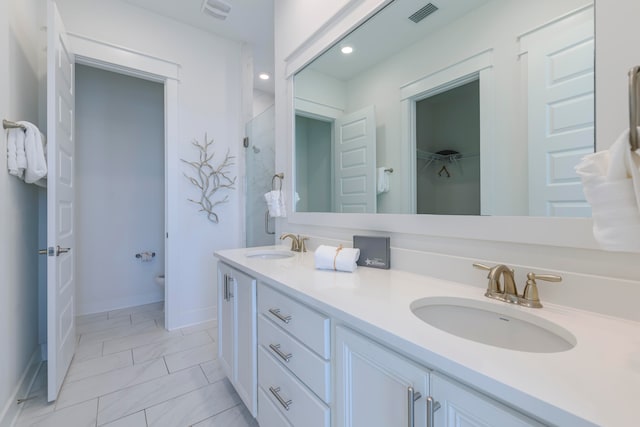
[245, 105, 276, 247]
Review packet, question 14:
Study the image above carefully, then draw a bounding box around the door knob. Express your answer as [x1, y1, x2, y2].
[56, 246, 71, 256]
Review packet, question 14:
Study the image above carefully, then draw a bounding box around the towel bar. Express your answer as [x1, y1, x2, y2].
[629, 66, 640, 151]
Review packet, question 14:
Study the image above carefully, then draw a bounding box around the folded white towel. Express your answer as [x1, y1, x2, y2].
[377, 167, 389, 194]
[575, 128, 640, 252]
[21, 121, 47, 184]
[265, 190, 287, 217]
[314, 244, 360, 273]
[6, 128, 25, 177]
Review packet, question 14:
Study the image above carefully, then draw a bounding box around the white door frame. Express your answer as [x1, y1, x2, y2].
[68, 33, 180, 329]
[400, 49, 495, 215]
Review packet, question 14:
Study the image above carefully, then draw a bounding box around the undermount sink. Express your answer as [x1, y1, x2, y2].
[245, 249, 295, 259]
[410, 297, 576, 353]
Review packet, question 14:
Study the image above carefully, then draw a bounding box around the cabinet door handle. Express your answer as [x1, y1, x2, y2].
[426, 396, 441, 427]
[269, 386, 292, 411]
[269, 343, 293, 362]
[224, 274, 234, 300]
[268, 308, 292, 324]
[407, 386, 422, 427]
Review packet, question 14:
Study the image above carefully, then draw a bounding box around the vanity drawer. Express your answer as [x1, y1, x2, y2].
[258, 387, 293, 427]
[258, 284, 330, 358]
[258, 314, 331, 403]
[258, 346, 330, 427]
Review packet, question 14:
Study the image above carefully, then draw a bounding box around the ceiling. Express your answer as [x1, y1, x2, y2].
[306, 0, 488, 81]
[123, 0, 275, 94]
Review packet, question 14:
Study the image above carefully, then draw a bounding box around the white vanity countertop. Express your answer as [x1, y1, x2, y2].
[215, 246, 640, 427]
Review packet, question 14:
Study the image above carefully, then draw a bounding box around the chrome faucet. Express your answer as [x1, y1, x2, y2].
[280, 233, 308, 252]
[473, 263, 562, 308]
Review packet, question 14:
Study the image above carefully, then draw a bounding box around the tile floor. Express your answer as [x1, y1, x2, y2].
[15, 303, 258, 427]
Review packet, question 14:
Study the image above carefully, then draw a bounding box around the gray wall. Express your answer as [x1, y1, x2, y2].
[295, 115, 332, 212]
[75, 65, 164, 315]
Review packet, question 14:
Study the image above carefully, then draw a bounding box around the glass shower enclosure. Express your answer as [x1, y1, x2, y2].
[245, 105, 276, 247]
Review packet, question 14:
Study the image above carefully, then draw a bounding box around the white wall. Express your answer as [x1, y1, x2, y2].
[56, 0, 244, 328]
[0, 0, 44, 424]
[75, 65, 164, 315]
[274, 0, 640, 321]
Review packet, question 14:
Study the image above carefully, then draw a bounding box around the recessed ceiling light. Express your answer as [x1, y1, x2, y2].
[201, 0, 231, 20]
[259, 73, 270, 80]
[341, 46, 354, 54]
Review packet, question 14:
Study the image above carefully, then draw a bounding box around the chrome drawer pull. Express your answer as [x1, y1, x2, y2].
[269, 343, 293, 362]
[407, 386, 422, 427]
[268, 308, 292, 324]
[426, 396, 441, 427]
[269, 386, 292, 411]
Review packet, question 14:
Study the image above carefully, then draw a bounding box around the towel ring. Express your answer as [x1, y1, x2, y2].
[271, 173, 284, 191]
[629, 66, 640, 151]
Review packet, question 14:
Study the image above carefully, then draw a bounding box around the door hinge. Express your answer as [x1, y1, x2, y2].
[243, 137, 249, 148]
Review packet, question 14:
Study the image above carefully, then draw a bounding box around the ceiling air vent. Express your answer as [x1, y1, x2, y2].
[201, 0, 232, 20]
[408, 3, 439, 23]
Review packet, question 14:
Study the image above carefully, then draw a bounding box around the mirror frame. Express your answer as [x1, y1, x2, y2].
[283, 0, 597, 250]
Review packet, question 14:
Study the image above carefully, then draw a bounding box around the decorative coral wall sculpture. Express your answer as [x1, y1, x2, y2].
[181, 133, 236, 223]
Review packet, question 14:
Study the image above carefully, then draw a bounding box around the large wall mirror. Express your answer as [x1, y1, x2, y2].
[293, 0, 594, 217]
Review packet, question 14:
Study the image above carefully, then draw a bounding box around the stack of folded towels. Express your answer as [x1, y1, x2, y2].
[314, 244, 360, 273]
[6, 121, 47, 186]
[575, 128, 640, 252]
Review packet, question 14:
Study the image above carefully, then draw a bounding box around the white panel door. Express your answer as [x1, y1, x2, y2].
[46, 0, 76, 402]
[233, 268, 257, 417]
[335, 326, 430, 427]
[217, 263, 257, 416]
[334, 106, 376, 213]
[527, 14, 594, 217]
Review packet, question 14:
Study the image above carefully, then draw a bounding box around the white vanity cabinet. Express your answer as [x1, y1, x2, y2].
[335, 326, 431, 427]
[336, 325, 543, 427]
[431, 372, 545, 427]
[257, 283, 331, 427]
[217, 262, 257, 417]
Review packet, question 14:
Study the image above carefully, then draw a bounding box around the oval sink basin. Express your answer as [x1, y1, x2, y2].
[410, 297, 576, 353]
[245, 249, 295, 259]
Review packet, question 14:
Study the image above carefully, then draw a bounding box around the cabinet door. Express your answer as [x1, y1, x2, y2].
[335, 326, 430, 427]
[432, 372, 544, 427]
[234, 268, 257, 416]
[217, 263, 235, 381]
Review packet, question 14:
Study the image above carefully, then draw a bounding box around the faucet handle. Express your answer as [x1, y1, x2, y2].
[472, 263, 492, 272]
[519, 272, 562, 308]
[298, 236, 309, 253]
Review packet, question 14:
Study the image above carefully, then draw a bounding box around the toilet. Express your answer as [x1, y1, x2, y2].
[155, 274, 165, 289]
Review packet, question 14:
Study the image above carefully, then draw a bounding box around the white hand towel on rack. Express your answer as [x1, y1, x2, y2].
[20, 121, 47, 184]
[6, 127, 25, 177]
[575, 128, 640, 252]
[264, 190, 287, 217]
[377, 167, 390, 194]
[314, 245, 360, 273]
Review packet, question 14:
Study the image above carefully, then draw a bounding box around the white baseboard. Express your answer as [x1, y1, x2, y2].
[0, 350, 42, 427]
